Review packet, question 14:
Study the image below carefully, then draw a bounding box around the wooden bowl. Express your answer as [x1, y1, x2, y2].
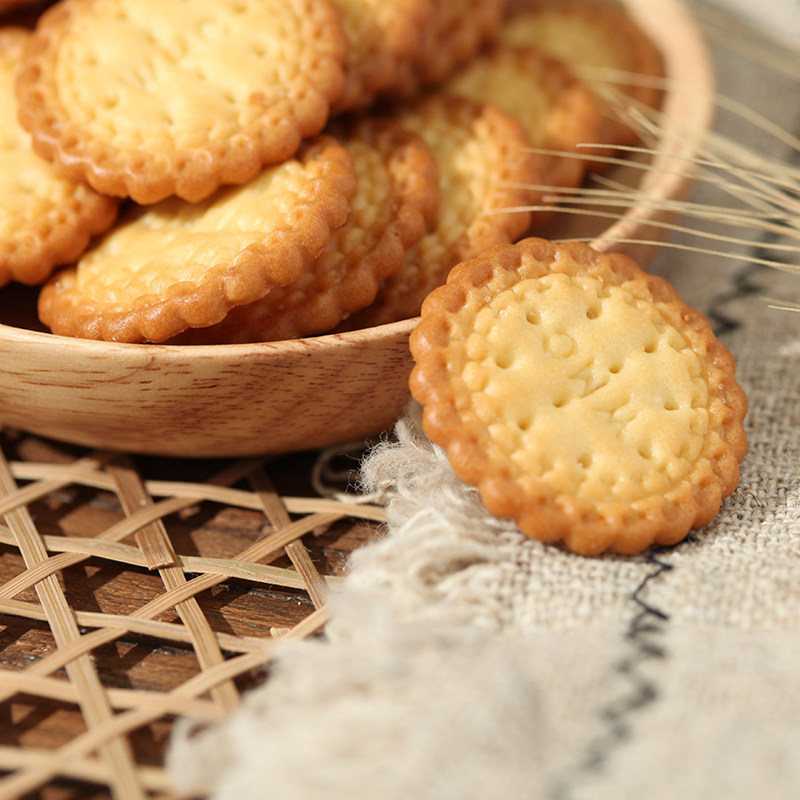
[0, 0, 714, 458]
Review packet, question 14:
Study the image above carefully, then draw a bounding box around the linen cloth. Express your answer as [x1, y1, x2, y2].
[168, 3, 800, 798]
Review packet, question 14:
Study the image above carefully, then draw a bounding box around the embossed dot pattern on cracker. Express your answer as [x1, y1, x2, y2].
[409, 238, 748, 556]
[16, 0, 352, 203]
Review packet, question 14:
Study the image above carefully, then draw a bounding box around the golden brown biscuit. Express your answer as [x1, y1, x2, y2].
[443, 43, 603, 197]
[170, 117, 439, 343]
[385, 0, 511, 97]
[331, 0, 434, 112]
[409, 237, 748, 556]
[344, 94, 540, 328]
[498, 0, 664, 159]
[0, 27, 118, 289]
[38, 136, 357, 343]
[16, 0, 350, 204]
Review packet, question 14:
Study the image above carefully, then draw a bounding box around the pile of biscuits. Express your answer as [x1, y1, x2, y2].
[1, 1, 751, 556]
[0, 0, 664, 344]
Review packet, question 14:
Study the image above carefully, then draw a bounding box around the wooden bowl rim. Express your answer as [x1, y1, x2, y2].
[0, 313, 418, 357]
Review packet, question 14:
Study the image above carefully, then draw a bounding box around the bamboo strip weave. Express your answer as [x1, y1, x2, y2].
[0, 430, 381, 799]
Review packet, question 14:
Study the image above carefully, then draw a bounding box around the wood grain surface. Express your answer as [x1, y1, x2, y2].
[0, 286, 415, 458]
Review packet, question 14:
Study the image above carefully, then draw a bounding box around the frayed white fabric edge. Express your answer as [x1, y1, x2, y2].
[166, 404, 543, 800]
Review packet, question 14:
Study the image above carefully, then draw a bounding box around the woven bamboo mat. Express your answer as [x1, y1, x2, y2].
[0, 428, 383, 799]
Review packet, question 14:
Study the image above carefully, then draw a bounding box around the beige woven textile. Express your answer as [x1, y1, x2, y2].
[169, 3, 800, 798]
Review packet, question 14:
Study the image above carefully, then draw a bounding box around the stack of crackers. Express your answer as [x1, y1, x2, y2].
[1, 0, 750, 557]
[0, 0, 664, 344]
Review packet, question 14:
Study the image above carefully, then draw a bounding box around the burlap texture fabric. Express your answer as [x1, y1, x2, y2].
[168, 3, 800, 798]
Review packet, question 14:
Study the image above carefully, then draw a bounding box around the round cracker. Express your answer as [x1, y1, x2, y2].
[16, 0, 350, 204]
[170, 117, 439, 344]
[409, 237, 748, 556]
[345, 94, 540, 328]
[38, 135, 357, 343]
[444, 43, 603, 198]
[498, 0, 664, 157]
[0, 27, 118, 289]
[331, 0, 434, 112]
[385, 0, 510, 97]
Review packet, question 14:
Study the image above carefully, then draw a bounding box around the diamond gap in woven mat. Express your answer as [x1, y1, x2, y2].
[0, 429, 383, 799]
